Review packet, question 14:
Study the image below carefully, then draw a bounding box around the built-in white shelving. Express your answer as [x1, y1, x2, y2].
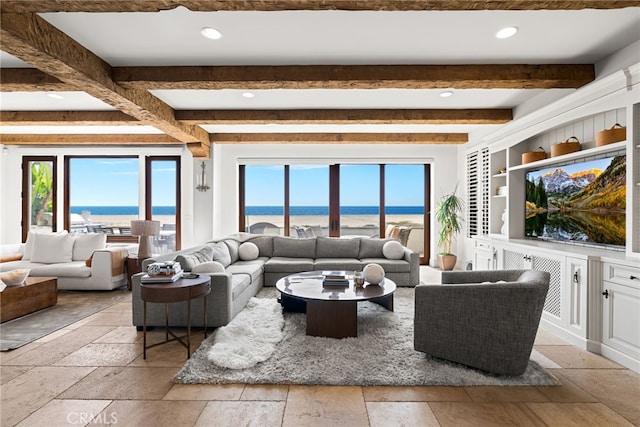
[510, 140, 626, 171]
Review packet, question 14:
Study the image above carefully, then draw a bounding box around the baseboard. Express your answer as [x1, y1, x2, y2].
[539, 319, 587, 349]
[599, 345, 640, 374]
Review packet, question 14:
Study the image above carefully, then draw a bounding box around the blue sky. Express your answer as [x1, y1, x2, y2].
[70, 158, 176, 206]
[245, 164, 424, 206]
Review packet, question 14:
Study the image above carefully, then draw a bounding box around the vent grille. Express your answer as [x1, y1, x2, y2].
[503, 250, 525, 269]
[532, 256, 562, 318]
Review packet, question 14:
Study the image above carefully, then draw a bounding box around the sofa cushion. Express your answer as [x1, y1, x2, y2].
[264, 257, 314, 273]
[238, 242, 260, 261]
[72, 233, 107, 261]
[313, 258, 363, 272]
[223, 239, 240, 264]
[174, 245, 214, 271]
[316, 237, 360, 259]
[23, 230, 68, 261]
[226, 258, 265, 284]
[360, 258, 410, 273]
[273, 237, 316, 258]
[358, 238, 391, 259]
[231, 273, 253, 300]
[247, 235, 273, 257]
[192, 261, 226, 274]
[28, 261, 92, 278]
[383, 240, 405, 260]
[209, 242, 232, 267]
[31, 233, 76, 264]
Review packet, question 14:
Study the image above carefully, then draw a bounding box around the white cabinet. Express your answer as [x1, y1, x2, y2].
[491, 241, 587, 342]
[473, 238, 495, 271]
[601, 261, 640, 368]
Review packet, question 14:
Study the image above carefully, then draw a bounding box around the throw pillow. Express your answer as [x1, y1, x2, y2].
[30, 233, 76, 264]
[238, 242, 259, 261]
[192, 261, 226, 274]
[174, 245, 215, 271]
[72, 233, 107, 261]
[22, 230, 68, 261]
[209, 242, 232, 267]
[382, 241, 404, 260]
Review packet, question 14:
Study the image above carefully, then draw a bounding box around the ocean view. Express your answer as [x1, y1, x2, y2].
[71, 206, 425, 216]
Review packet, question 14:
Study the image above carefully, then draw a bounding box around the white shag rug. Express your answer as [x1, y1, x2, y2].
[207, 297, 284, 369]
[175, 288, 559, 387]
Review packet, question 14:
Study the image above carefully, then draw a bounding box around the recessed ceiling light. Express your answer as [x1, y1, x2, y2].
[242, 92, 255, 98]
[496, 26, 518, 39]
[439, 91, 453, 98]
[46, 93, 64, 99]
[200, 27, 222, 40]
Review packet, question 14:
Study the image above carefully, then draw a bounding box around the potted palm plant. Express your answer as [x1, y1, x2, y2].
[435, 186, 464, 271]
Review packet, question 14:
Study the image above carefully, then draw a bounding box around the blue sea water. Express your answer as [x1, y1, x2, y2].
[71, 206, 423, 216]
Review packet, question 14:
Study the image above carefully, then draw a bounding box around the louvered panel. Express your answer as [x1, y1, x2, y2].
[480, 147, 490, 236]
[466, 151, 479, 237]
[532, 255, 563, 318]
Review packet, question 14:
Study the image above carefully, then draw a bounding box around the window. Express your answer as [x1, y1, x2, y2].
[22, 157, 56, 241]
[240, 163, 431, 263]
[146, 156, 181, 253]
[65, 156, 139, 235]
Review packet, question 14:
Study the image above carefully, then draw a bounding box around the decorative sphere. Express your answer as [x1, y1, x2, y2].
[363, 263, 385, 285]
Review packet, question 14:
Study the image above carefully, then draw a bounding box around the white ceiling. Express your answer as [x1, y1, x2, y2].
[1, 7, 639, 142]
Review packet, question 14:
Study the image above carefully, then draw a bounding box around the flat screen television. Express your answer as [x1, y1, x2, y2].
[524, 154, 626, 248]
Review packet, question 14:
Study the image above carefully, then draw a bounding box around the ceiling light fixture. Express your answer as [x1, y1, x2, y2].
[242, 92, 255, 98]
[200, 27, 222, 40]
[439, 91, 454, 98]
[46, 93, 64, 99]
[496, 26, 518, 39]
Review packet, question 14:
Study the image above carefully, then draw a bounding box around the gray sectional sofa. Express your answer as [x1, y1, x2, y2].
[131, 232, 419, 329]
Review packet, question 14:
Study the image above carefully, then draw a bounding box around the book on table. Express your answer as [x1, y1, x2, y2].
[322, 271, 349, 286]
[141, 271, 183, 283]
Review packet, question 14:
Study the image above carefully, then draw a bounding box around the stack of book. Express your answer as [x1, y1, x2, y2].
[141, 261, 183, 283]
[322, 271, 349, 286]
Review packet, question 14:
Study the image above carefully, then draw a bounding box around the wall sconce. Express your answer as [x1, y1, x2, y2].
[196, 161, 210, 192]
[131, 220, 160, 258]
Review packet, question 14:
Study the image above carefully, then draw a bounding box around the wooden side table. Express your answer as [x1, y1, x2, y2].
[140, 274, 211, 359]
[125, 254, 147, 291]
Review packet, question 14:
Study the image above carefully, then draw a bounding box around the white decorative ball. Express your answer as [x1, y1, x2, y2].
[238, 242, 260, 260]
[363, 263, 385, 285]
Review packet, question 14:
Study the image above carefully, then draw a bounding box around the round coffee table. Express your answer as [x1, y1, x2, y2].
[275, 270, 396, 339]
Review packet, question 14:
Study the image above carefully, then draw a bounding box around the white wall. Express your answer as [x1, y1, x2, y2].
[212, 143, 459, 266]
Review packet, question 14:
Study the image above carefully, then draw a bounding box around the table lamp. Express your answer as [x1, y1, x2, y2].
[131, 220, 160, 258]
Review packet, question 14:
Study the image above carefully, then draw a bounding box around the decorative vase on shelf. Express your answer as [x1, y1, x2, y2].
[500, 209, 507, 235]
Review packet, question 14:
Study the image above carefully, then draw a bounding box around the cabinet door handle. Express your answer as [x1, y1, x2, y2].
[573, 271, 579, 284]
[602, 290, 609, 299]
[631, 275, 638, 281]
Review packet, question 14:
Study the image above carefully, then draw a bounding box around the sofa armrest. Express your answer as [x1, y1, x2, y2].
[91, 247, 128, 278]
[403, 247, 420, 286]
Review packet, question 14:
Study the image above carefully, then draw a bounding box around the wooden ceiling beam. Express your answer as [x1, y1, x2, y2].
[212, 133, 468, 144]
[0, 134, 180, 145]
[114, 64, 595, 90]
[0, 12, 210, 157]
[177, 109, 512, 125]
[1, 1, 634, 13]
[0, 68, 74, 92]
[0, 111, 141, 126]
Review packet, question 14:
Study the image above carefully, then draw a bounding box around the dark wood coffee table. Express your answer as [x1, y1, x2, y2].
[1, 277, 58, 322]
[276, 270, 396, 339]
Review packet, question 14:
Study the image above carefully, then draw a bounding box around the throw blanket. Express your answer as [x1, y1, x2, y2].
[207, 297, 284, 369]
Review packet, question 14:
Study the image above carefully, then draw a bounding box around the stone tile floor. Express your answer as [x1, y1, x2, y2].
[1, 267, 639, 426]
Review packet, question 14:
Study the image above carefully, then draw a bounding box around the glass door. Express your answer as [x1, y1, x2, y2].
[243, 165, 285, 235]
[290, 165, 329, 237]
[339, 165, 380, 238]
[146, 157, 180, 253]
[22, 157, 56, 241]
[384, 164, 427, 258]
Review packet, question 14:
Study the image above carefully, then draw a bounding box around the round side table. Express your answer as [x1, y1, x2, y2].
[140, 274, 211, 359]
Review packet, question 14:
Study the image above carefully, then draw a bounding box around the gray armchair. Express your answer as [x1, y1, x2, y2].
[414, 269, 550, 375]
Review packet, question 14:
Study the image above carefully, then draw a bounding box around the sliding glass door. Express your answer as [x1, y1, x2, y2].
[22, 157, 56, 241]
[146, 156, 180, 253]
[340, 165, 380, 238]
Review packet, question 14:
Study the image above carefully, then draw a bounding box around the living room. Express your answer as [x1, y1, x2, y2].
[1, 2, 640, 426]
